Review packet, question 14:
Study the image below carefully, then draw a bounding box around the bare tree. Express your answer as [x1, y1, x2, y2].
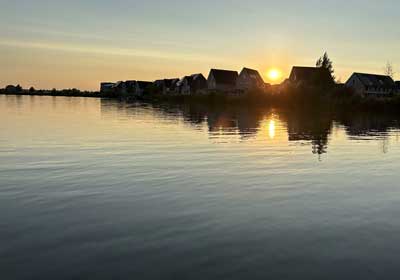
[384, 61, 395, 79]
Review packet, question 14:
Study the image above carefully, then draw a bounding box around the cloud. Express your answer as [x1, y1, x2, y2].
[0, 39, 225, 63]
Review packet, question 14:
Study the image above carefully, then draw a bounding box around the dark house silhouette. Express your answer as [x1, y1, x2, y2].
[154, 78, 179, 94]
[396, 81, 400, 93]
[289, 66, 334, 86]
[237, 67, 265, 91]
[207, 69, 239, 91]
[179, 74, 208, 95]
[135, 81, 153, 96]
[100, 82, 116, 93]
[345, 73, 395, 97]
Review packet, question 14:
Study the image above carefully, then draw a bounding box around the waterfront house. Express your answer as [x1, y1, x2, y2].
[179, 74, 208, 95]
[125, 80, 137, 94]
[395, 81, 400, 94]
[207, 69, 239, 91]
[154, 78, 179, 94]
[289, 66, 334, 86]
[134, 81, 153, 96]
[345, 73, 395, 97]
[237, 68, 265, 91]
[114, 81, 127, 94]
[100, 82, 116, 93]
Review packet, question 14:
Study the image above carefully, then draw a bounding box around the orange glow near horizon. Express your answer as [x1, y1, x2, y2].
[266, 69, 282, 82]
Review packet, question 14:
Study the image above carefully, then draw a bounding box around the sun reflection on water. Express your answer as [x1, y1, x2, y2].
[269, 120, 276, 139]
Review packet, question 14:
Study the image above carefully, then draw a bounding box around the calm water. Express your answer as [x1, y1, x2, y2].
[2, 95, 400, 279]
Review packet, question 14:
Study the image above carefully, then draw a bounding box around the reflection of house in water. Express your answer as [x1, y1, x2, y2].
[341, 114, 394, 138]
[340, 113, 400, 154]
[285, 112, 333, 155]
[206, 108, 264, 139]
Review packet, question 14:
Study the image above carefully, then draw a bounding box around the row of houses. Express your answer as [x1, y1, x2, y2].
[100, 67, 267, 96]
[288, 66, 400, 97]
[101, 66, 400, 98]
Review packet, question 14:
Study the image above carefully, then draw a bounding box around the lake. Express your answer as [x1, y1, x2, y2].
[2, 95, 400, 279]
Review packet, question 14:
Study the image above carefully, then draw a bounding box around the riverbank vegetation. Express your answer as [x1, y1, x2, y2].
[1, 83, 400, 114]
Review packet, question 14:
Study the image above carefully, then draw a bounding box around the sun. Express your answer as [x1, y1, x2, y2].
[267, 69, 282, 81]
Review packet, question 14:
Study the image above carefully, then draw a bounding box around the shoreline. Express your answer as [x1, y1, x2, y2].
[2, 86, 400, 115]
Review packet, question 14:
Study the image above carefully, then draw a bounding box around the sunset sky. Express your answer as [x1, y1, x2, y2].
[1, 0, 399, 90]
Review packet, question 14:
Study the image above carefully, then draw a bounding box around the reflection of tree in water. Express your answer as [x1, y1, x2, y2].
[282, 110, 333, 155]
[99, 99, 400, 156]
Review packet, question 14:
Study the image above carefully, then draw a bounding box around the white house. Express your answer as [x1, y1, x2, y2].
[345, 73, 395, 97]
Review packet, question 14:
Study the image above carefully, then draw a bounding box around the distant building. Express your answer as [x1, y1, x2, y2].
[114, 81, 127, 94]
[289, 66, 334, 86]
[154, 78, 179, 94]
[395, 81, 400, 94]
[345, 73, 395, 97]
[125, 80, 137, 93]
[100, 82, 116, 93]
[178, 74, 208, 95]
[207, 69, 239, 91]
[134, 81, 153, 96]
[237, 68, 265, 91]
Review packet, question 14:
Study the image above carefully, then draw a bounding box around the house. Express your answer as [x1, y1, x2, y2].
[100, 82, 116, 93]
[237, 68, 265, 91]
[395, 81, 400, 94]
[114, 81, 127, 94]
[207, 69, 239, 91]
[134, 81, 153, 96]
[154, 78, 179, 94]
[289, 66, 334, 86]
[178, 74, 208, 95]
[345, 73, 395, 97]
[125, 80, 137, 93]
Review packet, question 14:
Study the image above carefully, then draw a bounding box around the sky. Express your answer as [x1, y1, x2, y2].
[1, 0, 400, 90]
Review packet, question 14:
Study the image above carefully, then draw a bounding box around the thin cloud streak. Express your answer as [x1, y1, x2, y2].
[0, 39, 226, 63]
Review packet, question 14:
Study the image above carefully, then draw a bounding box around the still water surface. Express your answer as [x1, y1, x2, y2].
[2, 95, 400, 279]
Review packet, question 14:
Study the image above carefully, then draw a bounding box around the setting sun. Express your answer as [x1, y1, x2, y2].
[267, 69, 282, 81]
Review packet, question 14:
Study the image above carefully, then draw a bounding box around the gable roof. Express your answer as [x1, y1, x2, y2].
[209, 69, 239, 85]
[239, 67, 264, 83]
[289, 66, 334, 84]
[351, 73, 395, 88]
[136, 81, 153, 89]
[190, 73, 206, 81]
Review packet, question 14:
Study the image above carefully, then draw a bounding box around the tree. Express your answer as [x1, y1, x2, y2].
[29, 87, 35, 93]
[316, 52, 335, 80]
[384, 61, 395, 79]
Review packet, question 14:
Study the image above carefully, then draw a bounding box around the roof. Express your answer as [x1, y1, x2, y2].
[155, 78, 179, 87]
[136, 81, 153, 89]
[190, 73, 206, 81]
[209, 69, 239, 85]
[351, 73, 395, 88]
[239, 67, 264, 83]
[290, 66, 334, 84]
